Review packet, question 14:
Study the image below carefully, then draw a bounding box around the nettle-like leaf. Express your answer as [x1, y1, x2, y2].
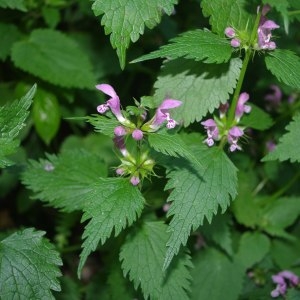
[0, 22, 22, 61]
[265, 49, 300, 89]
[120, 221, 192, 300]
[86, 115, 120, 138]
[92, 0, 178, 69]
[153, 58, 242, 127]
[0, 84, 36, 168]
[191, 248, 244, 300]
[263, 114, 300, 163]
[132, 29, 233, 64]
[22, 149, 108, 212]
[78, 178, 145, 277]
[201, 0, 254, 36]
[163, 145, 238, 269]
[11, 29, 96, 89]
[0, 228, 62, 299]
[0, 0, 27, 11]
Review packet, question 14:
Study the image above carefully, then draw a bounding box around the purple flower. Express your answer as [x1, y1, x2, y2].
[130, 176, 140, 186]
[96, 84, 126, 123]
[265, 85, 282, 110]
[116, 168, 125, 175]
[266, 140, 276, 152]
[149, 98, 182, 131]
[235, 92, 251, 121]
[132, 129, 143, 140]
[231, 38, 241, 48]
[225, 27, 236, 38]
[113, 136, 128, 157]
[270, 270, 299, 298]
[258, 19, 279, 50]
[219, 102, 229, 118]
[228, 126, 244, 152]
[201, 119, 219, 147]
[279, 271, 300, 286]
[114, 126, 127, 136]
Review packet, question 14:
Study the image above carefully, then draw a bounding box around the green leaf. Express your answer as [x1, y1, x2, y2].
[78, 178, 145, 278]
[153, 58, 242, 126]
[92, 0, 178, 69]
[235, 232, 270, 270]
[21, 149, 108, 212]
[85, 115, 120, 138]
[240, 104, 273, 130]
[263, 114, 300, 163]
[201, 0, 254, 36]
[0, 84, 36, 168]
[120, 221, 192, 300]
[132, 29, 233, 64]
[163, 146, 237, 269]
[11, 29, 96, 89]
[0, 0, 27, 11]
[0, 228, 62, 299]
[54, 276, 81, 300]
[265, 49, 300, 89]
[191, 248, 243, 300]
[0, 23, 22, 61]
[286, 289, 300, 300]
[33, 88, 61, 144]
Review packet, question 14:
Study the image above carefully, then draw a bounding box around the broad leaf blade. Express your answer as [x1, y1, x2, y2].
[22, 149, 108, 212]
[92, 0, 177, 69]
[153, 58, 242, 127]
[263, 114, 300, 163]
[120, 221, 192, 300]
[132, 29, 232, 64]
[11, 29, 96, 89]
[0, 228, 62, 299]
[78, 178, 145, 277]
[164, 146, 237, 269]
[265, 49, 300, 89]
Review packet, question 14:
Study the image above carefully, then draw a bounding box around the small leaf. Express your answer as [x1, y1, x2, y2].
[11, 29, 96, 89]
[78, 178, 145, 278]
[265, 49, 300, 89]
[263, 114, 300, 163]
[163, 146, 237, 269]
[32, 88, 61, 144]
[92, 0, 177, 69]
[85, 115, 120, 138]
[120, 221, 192, 300]
[0, 0, 27, 11]
[22, 149, 108, 212]
[132, 29, 232, 64]
[153, 58, 242, 127]
[201, 0, 254, 36]
[0, 228, 62, 299]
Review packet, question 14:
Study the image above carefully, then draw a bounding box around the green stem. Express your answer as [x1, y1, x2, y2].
[227, 11, 262, 126]
[288, 10, 300, 16]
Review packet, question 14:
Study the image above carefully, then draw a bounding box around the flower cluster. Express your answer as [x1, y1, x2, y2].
[96, 84, 182, 185]
[201, 92, 251, 152]
[271, 270, 299, 298]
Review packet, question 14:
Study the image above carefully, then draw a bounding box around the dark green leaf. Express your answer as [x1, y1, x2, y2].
[0, 0, 27, 11]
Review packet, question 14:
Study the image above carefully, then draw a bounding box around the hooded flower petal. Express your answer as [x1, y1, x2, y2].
[235, 92, 251, 121]
[201, 118, 219, 147]
[257, 18, 279, 50]
[228, 126, 244, 152]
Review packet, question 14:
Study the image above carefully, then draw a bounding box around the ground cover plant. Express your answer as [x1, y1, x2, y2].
[1, 0, 300, 299]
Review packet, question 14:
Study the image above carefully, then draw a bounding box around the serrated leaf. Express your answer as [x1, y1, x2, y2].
[11, 29, 96, 89]
[191, 248, 244, 300]
[0, 228, 62, 300]
[132, 29, 232, 64]
[163, 146, 237, 269]
[235, 232, 270, 269]
[263, 114, 300, 163]
[153, 58, 242, 126]
[78, 178, 145, 278]
[0, 0, 27, 11]
[85, 115, 120, 137]
[240, 104, 273, 130]
[0, 23, 22, 61]
[120, 221, 192, 300]
[22, 149, 108, 212]
[201, 0, 254, 36]
[92, 0, 177, 69]
[33, 88, 61, 144]
[0, 84, 36, 168]
[265, 49, 300, 89]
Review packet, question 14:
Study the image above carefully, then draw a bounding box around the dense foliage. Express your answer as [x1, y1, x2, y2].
[1, 0, 300, 299]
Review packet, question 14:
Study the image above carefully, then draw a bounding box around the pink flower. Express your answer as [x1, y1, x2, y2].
[271, 270, 299, 298]
[116, 168, 125, 175]
[149, 99, 182, 131]
[225, 27, 235, 38]
[114, 126, 126, 136]
[132, 129, 143, 140]
[113, 136, 128, 157]
[228, 126, 244, 152]
[96, 84, 126, 123]
[231, 38, 240, 48]
[130, 176, 140, 186]
[235, 92, 251, 121]
[201, 119, 219, 147]
[258, 19, 279, 50]
[219, 102, 229, 118]
[265, 85, 282, 110]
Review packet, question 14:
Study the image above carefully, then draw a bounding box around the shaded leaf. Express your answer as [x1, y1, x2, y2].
[0, 0, 27, 11]
[85, 115, 120, 138]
